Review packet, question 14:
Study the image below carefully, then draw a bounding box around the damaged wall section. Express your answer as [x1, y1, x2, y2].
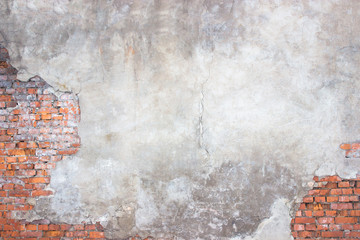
[291, 146, 360, 239]
[292, 175, 360, 239]
[0, 46, 105, 239]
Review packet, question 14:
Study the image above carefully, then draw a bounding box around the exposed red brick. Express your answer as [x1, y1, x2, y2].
[89, 231, 105, 238]
[292, 175, 360, 240]
[0, 46, 107, 240]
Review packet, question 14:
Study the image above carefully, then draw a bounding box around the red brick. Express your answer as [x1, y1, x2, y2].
[27, 88, 37, 94]
[350, 210, 360, 216]
[41, 114, 51, 120]
[85, 224, 96, 230]
[338, 182, 350, 188]
[16, 142, 27, 148]
[58, 148, 78, 155]
[28, 177, 50, 183]
[321, 231, 343, 237]
[339, 210, 349, 216]
[60, 224, 71, 231]
[295, 217, 316, 224]
[346, 231, 360, 238]
[313, 210, 324, 217]
[65, 232, 74, 237]
[330, 188, 342, 195]
[298, 231, 314, 238]
[327, 196, 338, 202]
[20, 231, 42, 237]
[26, 224, 37, 231]
[305, 224, 316, 231]
[314, 196, 325, 202]
[38, 95, 54, 101]
[48, 224, 60, 230]
[8, 115, 18, 121]
[7, 149, 25, 156]
[342, 223, 353, 230]
[340, 143, 351, 150]
[339, 196, 350, 202]
[318, 217, 334, 224]
[329, 223, 341, 230]
[73, 224, 84, 230]
[304, 210, 312, 217]
[354, 188, 360, 195]
[0, 95, 11, 102]
[73, 231, 88, 237]
[31, 190, 53, 197]
[335, 217, 357, 224]
[9, 190, 30, 197]
[38, 225, 48, 231]
[343, 188, 353, 194]
[331, 203, 353, 210]
[89, 232, 105, 238]
[4, 224, 15, 230]
[325, 182, 338, 188]
[44, 231, 63, 237]
[350, 195, 359, 201]
[59, 108, 69, 113]
[3, 183, 14, 190]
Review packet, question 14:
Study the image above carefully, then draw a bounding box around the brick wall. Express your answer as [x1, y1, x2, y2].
[292, 143, 360, 239]
[0, 46, 106, 239]
[291, 175, 360, 239]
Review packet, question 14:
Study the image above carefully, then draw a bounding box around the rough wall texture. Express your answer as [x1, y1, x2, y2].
[0, 0, 360, 239]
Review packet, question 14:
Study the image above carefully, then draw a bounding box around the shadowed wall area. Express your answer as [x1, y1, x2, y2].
[1, 0, 360, 239]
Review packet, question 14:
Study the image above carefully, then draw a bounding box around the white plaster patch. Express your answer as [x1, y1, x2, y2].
[233, 199, 293, 240]
[166, 177, 192, 203]
[135, 187, 160, 229]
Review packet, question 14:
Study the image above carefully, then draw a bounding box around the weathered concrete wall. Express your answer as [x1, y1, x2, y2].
[1, 0, 360, 239]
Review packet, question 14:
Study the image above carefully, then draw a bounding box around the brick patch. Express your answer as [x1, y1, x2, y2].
[0, 46, 106, 239]
[291, 175, 360, 239]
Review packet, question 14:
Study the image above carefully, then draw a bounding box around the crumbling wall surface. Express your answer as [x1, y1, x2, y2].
[0, 0, 360, 239]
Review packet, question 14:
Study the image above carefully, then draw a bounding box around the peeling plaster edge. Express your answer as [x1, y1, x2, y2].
[231, 198, 294, 240]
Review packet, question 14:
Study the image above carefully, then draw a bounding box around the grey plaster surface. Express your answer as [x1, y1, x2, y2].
[1, 0, 360, 239]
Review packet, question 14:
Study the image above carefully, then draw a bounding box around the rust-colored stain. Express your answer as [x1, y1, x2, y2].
[125, 46, 135, 63]
[128, 46, 135, 56]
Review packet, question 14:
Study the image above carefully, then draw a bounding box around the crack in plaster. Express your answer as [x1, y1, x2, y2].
[198, 54, 213, 158]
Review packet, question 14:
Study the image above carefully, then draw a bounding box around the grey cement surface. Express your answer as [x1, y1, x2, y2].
[1, 0, 360, 239]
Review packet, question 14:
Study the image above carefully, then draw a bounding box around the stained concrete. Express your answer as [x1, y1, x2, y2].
[1, 0, 360, 239]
